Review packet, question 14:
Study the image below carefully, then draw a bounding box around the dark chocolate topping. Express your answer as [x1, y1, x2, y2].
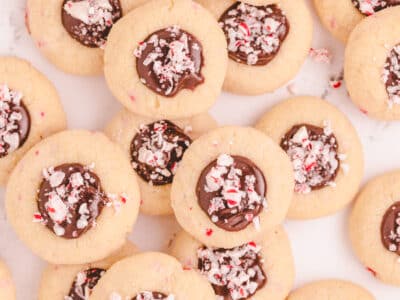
[37, 163, 107, 239]
[352, 0, 400, 15]
[67, 268, 106, 300]
[0, 85, 30, 158]
[383, 44, 400, 107]
[130, 120, 192, 186]
[61, 0, 122, 48]
[132, 292, 169, 300]
[134, 26, 204, 97]
[198, 242, 266, 300]
[381, 201, 400, 255]
[280, 123, 340, 194]
[196, 154, 266, 232]
[219, 2, 289, 66]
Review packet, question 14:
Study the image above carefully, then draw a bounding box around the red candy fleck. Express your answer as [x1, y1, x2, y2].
[40, 111, 45, 117]
[360, 108, 368, 115]
[120, 196, 127, 204]
[366, 267, 377, 277]
[248, 241, 256, 247]
[206, 228, 213, 236]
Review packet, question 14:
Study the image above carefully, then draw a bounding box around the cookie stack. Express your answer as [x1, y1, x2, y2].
[0, 0, 399, 299]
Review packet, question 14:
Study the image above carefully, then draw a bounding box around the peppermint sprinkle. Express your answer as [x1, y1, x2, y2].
[382, 44, 400, 108]
[352, 0, 400, 16]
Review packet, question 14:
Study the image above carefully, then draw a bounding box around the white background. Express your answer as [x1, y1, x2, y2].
[1, 0, 400, 299]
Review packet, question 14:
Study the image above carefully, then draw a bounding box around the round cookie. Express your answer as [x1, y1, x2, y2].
[38, 242, 138, 300]
[27, 0, 148, 75]
[349, 171, 400, 286]
[344, 6, 400, 120]
[169, 226, 294, 300]
[171, 126, 294, 248]
[314, 0, 400, 44]
[196, 0, 313, 95]
[105, 110, 218, 216]
[89, 252, 215, 300]
[256, 96, 363, 219]
[104, 0, 228, 119]
[6, 130, 140, 265]
[0, 260, 15, 300]
[287, 279, 374, 300]
[0, 56, 66, 185]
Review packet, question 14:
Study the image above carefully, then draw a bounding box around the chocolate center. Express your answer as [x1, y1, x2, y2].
[352, 0, 400, 15]
[134, 26, 204, 97]
[381, 201, 400, 255]
[219, 2, 289, 66]
[67, 268, 106, 300]
[280, 124, 340, 194]
[61, 0, 122, 48]
[382, 44, 400, 108]
[37, 163, 108, 239]
[0, 84, 30, 158]
[130, 120, 192, 186]
[196, 154, 266, 232]
[198, 242, 266, 300]
[132, 292, 170, 300]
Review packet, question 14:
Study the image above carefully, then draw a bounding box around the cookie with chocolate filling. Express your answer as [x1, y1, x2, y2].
[169, 226, 294, 300]
[0, 56, 66, 185]
[345, 6, 400, 120]
[287, 280, 374, 300]
[105, 109, 218, 215]
[5, 130, 140, 264]
[89, 252, 215, 300]
[256, 96, 363, 219]
[349, 171, 400, 286]
[38, 242, 138, 300]
[196, 0, 313, 95]
[0, 260, 16, 300]
[26, 0, 148, 75]
[104, 0, 228, 119]
[171, 126, 293, 248]
[314, 0, 400, 43]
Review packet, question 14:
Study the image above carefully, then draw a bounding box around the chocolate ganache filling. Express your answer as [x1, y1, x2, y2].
[280, 124, 340, 194]
[37, 163, 108, 239]
[132, 292, 172, 300]
[198, 242, 266, 300]
[196, 154, 266, 232]
[130, 120, 192, 186]
[134, 26, 204, 97]
[62, 0, 122, 47]
[352, 0, 400, 15]
[66, 268, 106, 300]
[0, 84, 30, 158]
[381, 201, 400, 255]
[219, 2, 289, 66]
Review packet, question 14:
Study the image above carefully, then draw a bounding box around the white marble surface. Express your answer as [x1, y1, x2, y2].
[0, 0, 400, 299]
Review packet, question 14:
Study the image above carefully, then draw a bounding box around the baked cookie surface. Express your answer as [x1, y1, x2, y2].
[349, 171, 400, 286]
[345, 6, 400, 120]
[196, 0, 313, 95]
[104, 0, 228, 119]
[89, 252, 215, 300]
[256, 96, 363, 219]
[105, 110, 217, 215]
[0, 260, 15, 300]
[287, 279, 375, 300]
[6, 130, 140, 264]
[171, 126, 294, 248]
[0, 56, 66, 185]
[26, 0, 147, 75]
[169, 226, 294, 300]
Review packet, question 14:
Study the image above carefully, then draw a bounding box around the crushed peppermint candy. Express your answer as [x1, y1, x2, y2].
[0, 84, 30, 158]
[134, 25, 204, 97]
[197, 242, 266, 300]
[62, 0, 122, 47]
[130, 120, 192, 186]
[196, 154, 267, 232]
[36, 163, 108, 239]
[382, 44, 400, 108]
[219, 2, 289, 66]
[352, 0, 400, 16]
[280, 123, 346, 194]
[65, 268, 106, 300]
[381, 201, 400, 255]
[133, 292, 175, 300]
